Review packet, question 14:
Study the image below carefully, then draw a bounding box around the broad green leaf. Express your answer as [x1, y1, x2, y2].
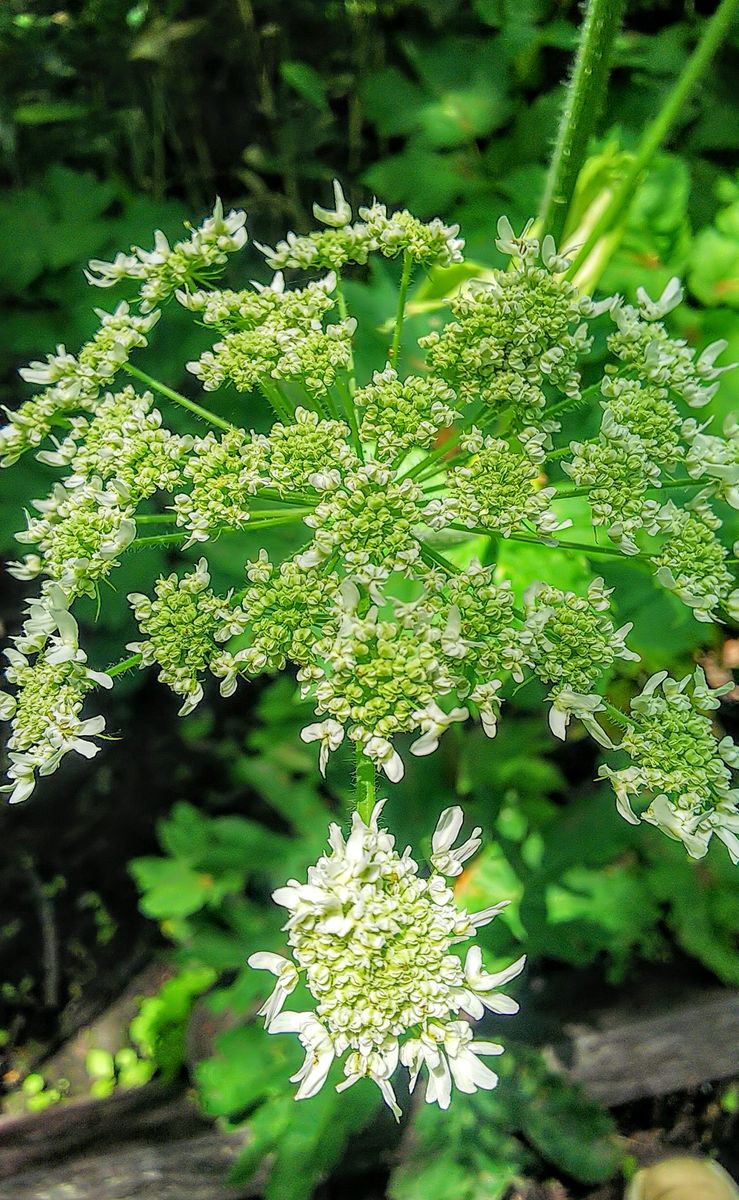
[130, 857, 225, 919]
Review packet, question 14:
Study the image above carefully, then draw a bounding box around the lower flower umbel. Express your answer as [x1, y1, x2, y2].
[248, 802, 525, 1119]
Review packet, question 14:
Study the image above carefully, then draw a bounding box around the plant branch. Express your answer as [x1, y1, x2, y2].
[355, 744, 376, 824]
[448, 523, 633, 560]
[539, 0, 626, 245]
[390, 250, 413, 365]
[107, 652, 142, 678]
[131, 510, 311, 549]
[123, 364, 233, 432]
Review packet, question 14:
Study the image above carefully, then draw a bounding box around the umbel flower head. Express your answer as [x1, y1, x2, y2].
[248, 803, 525, 1118]
[0, 188, 737, 863]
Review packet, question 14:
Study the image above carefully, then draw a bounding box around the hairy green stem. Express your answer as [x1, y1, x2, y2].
[334, 379, 364, 462]
[539, 0, 626, 244]
[135, 512, 177, 524]
[259, 380, 294, 423]
[131, 510, 311, 549]
[106, 652, 142, 678]
[602, 698, 637, 730]
[390, 250, 413, 364]
[555, 475, 706, 500]
[256, 486, 320, 507]
[419, 543, 459, 574]
[335, 276, 357, 397]
[402, 437, 463, 483]
[545, 381, 603, 422]
[449, 523, 633, 560]
[123, 363, 233, 432]
[565, 0, 739, 278]
[355, 745, 376, 824]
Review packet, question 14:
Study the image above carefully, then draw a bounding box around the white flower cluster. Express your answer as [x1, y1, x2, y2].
[0, 586, 111, 804]
[608, 281, 735, 409]
[419, 217, 595, 426]
[249, 802, 525, 1117]
[652, 497, 736, 623]
[1, 194, 736, 861]
[600, 668, 739, 862]
[524, 577, 639, 747]
[127, 558, 224, 716]
[0, 305, 160, 466]
[449, 435, 565, 539]
[85, 198, 247, 311]
[255, 180, 464, 271]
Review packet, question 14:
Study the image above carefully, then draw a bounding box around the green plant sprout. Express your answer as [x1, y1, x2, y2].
[1, 0, 738, 1124]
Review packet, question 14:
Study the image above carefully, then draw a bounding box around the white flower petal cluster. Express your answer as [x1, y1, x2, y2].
[12, 476, 137, 598]
[1, 304, 159, 466]
[685, 412, 739, 509]
[249, 802, 525, 1116]
[188, 318, 356, 398]
[599, 668, 739, 862]
[255, 179, 464, 271]
[524, 578, 639, 746]
[357, 366, 458, 458]
[172, 428, 269, 546]
[127, 558, 225, 715]
[1, 196, 736, 864]
[609, 299, 735, 409]
[651, 497, 734, 622]
[449, 435, 565, 539]
[0, 586, 111, 803]
[86, 198, 247, 311]
[420, 222, 593, 425]
[36, 387, 191, 495]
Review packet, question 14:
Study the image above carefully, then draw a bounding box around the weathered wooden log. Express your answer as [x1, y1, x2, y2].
[0, 1127, 252, 1200]
[545, 986, 739, 1106]
[0, 1082, 210, 1179]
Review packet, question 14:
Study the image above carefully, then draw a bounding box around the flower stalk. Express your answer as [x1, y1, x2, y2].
[538, 0, 626, 245]
[565, 0, 739, 279]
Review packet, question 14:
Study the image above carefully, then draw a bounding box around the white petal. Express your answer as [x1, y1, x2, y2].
[248, 951, 291, 975]
[294, 1043, 334, 1100]
[483, 993, 520, 1015]
[432, 806, 464, 854]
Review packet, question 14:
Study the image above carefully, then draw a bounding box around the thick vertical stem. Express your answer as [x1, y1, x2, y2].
[355, 744, 376, 824]
[539, 0, 626, 245]
[565, 0, 739, 279]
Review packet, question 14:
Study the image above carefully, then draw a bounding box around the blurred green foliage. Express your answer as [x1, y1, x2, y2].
[2, 1, 738, 1195]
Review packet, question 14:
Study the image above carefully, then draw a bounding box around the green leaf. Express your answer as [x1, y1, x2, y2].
[361, 67, 424, 137]
[280, 61, 329, 112]
[130, 966, 216, 1076]
[364, 144, 465, 215]
[648, 844, 739, 985]
[519, 1070, 621, 1184]
[130, 857, 221, 919]
[158, 802, 213, 863]
[689, 222, 739, 309]
[197, 1025, 287, 1117]
[545, 863, 664, 981]
[388, 1082, 533, 1200]
[417, 89, 512, 149]
[13, 102, 89, 124]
